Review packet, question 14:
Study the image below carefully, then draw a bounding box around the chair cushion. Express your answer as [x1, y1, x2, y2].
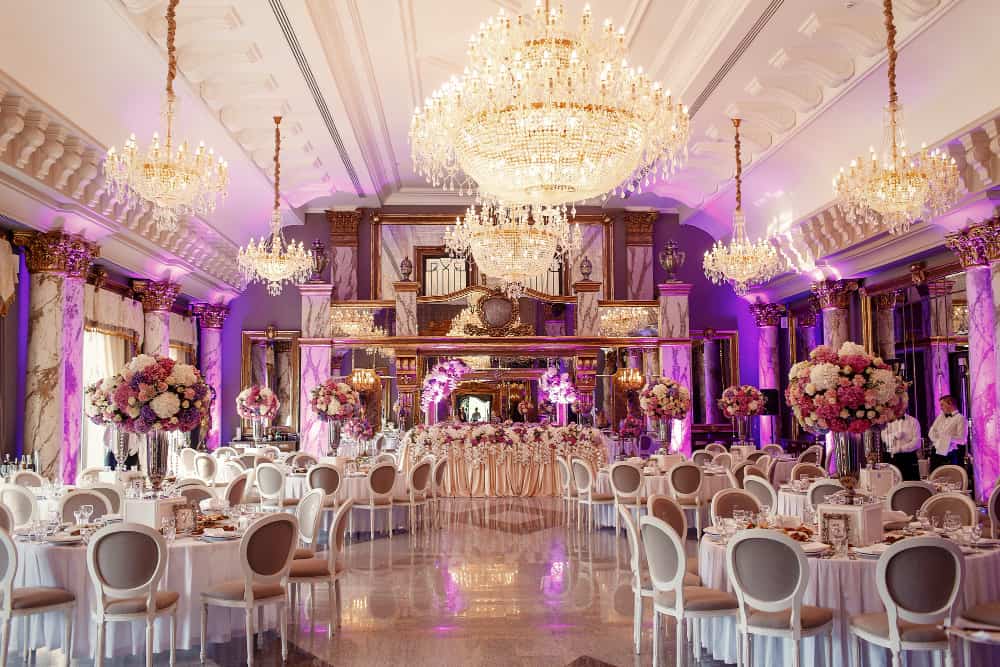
[202, 581, 285, 602]
[675, 493, 700, 506]
[962, 602, 1000, 628]
[293, 547, 315, 560]
[289, 558, 330, 578]
[636, 572, 702, 591]
[105, 591, 179, 614]
[850, 612, 947, 643]
[654, 587, 738, 612]
[281, 498, 300, 507]
[583, 493, 615, 502]
[686, 556, 699, 575]
[11, 587, 75, 610]
[748, 605, 834, 630]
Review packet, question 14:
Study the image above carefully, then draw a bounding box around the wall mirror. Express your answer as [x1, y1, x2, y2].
[241, 328, 301, 432]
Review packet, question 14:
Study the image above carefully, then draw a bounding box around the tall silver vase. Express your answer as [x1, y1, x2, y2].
[833, 430, 873, 501]
[146, 430, 171, 493]
[327, 421, 341, 455]
[112, 426, 130, 472]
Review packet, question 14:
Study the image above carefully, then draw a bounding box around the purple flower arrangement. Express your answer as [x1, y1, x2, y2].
[538, 367, 577, 405]
[420, 358, 471, 412]
[718, 385, 765, 418]
[343, 416, 375, 441]
[105, 354, 211, 433]
[85, 376, 131, 427]
[236, 385, 280, 421]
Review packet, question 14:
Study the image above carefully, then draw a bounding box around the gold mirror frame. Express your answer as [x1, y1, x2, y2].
[466, 289, 533, 336]
[240, 329, 301, 433]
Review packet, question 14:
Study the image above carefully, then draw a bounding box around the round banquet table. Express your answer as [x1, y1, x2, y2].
[776, 486, 809, 519]
[697, 537, 1000, 666]
[592, 468, 733, 529]
[284, 470, 409, 535]
[12, 536, 279, 659]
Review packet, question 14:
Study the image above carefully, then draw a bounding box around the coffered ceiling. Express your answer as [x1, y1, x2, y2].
[0, 0, 995, 300]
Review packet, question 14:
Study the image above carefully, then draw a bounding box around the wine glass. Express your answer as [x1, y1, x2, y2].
[943, 511, 960, 535]
[73, 508, 85, 528]
[917, 509, 930, 532]
[81, 504, 94, 526]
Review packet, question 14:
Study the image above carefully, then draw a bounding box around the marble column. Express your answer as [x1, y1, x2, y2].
[573, 280, 601, 337]
[14, 230, 97, 482]
[327, 210, 361, 301]
[874, 292, 899, 361]
[927, 280, 955, 410]
[701, 337, 722, 423]
[624, 211, 657, 300]
[135, 280, 179, 357]
[191, 303, 228, 450]
[298, 284, 333, 456]
[658, 282, 692, 454]
[393, 281, 419, 336]
[750, 302, 784, 445]
[812, 279, 856, 350]
[946, 226, 997, 500]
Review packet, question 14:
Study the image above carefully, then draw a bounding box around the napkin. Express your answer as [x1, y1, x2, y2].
[775, 515, 801, 529]
[881, 510, 909, 523]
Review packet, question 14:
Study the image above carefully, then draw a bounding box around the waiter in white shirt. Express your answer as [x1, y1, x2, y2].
[928, 395, 968, 470]
[881, 412, 921, 481]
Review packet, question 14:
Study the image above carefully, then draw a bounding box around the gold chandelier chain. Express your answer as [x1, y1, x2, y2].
[884, 0, 898, 109]
[273, 116, 282, 214]
[733, 117, 742, 213]
[164, 0, 179, 148]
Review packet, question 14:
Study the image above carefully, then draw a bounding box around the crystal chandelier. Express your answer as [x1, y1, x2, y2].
[445, 200, 580, 298]
[615, 367, 644, 392]
[331, 307, 388, 339]
[104, 0, 228, 232]
[703, 119, 781, 296]
[349, 368, 379, 394]
[237, 117, 311, 296]
[409, 1, 689, 206]
[833, 0, 960, 235]
[600, 306, 654, 337]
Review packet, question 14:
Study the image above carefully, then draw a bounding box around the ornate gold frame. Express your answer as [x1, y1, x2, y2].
[465, 290, 533, 336]
[240, 329, 301, 433]
[450, 381, 502, 418]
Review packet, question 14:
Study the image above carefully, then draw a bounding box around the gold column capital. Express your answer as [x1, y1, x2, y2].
[190, 302, 229, 328]
[133, 279, 181, 313]
[12, 230, 98, 279]
[811, 279, 857, 310]
[748, 301, 785, 327]
[326, 209, 362, 247]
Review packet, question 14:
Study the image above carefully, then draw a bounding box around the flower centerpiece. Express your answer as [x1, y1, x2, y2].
[85, 376, 133, 472]
[539, 367, 577, 426]
[785, 341, 908, 495]
[110, 354, 212, 491]
[309, 379, 361, 454]
[236, 385, 280, 443]
[638, 377, 691, 442]
[718, 385, 765, 447]
[343, 416, 376, 456]
[420, 359, 471, 422]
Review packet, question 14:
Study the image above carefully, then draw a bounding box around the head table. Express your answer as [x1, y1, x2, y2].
[697, 534, 1000, 666]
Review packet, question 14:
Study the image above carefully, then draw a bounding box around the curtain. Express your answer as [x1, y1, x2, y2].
[80, 330, 129, 471]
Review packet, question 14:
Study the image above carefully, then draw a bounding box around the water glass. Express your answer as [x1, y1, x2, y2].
[733, 509, 748, 527]
[73, 508, 85, 527]
[81, 504, 94, 525]
[917, 509, 930, 531]
[943, 511, 961, 534]
[972, 524, 983, 544]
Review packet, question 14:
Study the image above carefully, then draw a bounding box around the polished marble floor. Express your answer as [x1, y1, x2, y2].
[24, 498, 725, 666]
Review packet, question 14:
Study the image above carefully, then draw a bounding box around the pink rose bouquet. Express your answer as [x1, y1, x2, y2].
[538, 367, 577, 405]
[236, 385, 280, 421]
[785, 341, 908, 434]
[111, 354, 211, 433]
[718, 385, 765, 418]
[620, 412, 643, 439]
[343, 416, 375, 441]
[638, 378, 691, 420]
[85, 376, 131, 426]
[309, 379, 361, 422]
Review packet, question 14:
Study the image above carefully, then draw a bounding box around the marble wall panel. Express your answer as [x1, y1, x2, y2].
[299, 343, 332, 457]
[200, 327, 222, 450]
[970, 265, 999, 499]
[876, 309, 896, 361]
[658, 292, 690, 338]
[659, 343, 692, 455]
[575, 290, 599, 336]
[61, 278, 84, 483]
[626, 246, 653, 300]
[758, 326, 779, 445]
[821, 308, 849, 350]
[142, 311, 170, 356]
[395, 290, 418, 336]
[24, 273, 64, 480]
[332, 247, 358, 301]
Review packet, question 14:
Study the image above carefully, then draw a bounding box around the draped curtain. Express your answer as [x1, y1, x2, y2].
[80, 330, 129, 470]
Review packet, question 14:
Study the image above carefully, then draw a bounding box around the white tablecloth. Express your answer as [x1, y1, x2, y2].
[697, 537, 1000, 666]
[777, 487, 808, 519]
[592, 470, 732, 528]
[12, 536, 277, 659]
[283, 470, 410, 535]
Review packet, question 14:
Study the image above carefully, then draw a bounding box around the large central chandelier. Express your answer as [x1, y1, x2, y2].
[703, 119, 781, 296]
[237, 117, 311, 296]
[105, 0, 228, 232]
[409, 1, 690, 206]
[445, 201, 580, 298]
[833, 0, 960, 235]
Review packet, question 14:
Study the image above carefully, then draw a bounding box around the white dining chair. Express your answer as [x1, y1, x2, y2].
[929, 465, 968, 491]
[988, 483, 1000, 538]
[726, 529, 835, 666]
[806, 478, 843, 510]
[886, 481, 936, 518]
[395, 459, 433, 535]
[10, 471, 44, 488]
[178, 482, 215, 509]
[87, 483, 124, 515]
[666, 463, 705, 539]
[571, 458, 615, 532]
[640, 515, 739, 667]
[646, 495, 700, 577]
[608, 461, 646, 536]
[849, 537, 964, 667]
[796, 445, 824, 466]
[57, 490, 112, 523]
[705, 443, 727, 455]
[354, 462, 398, 539]
[0, 506, 12, 533]
[200, 513, 298, 666]
[216, 460, 245, 485]
[710, 488, 761, 525]
[223, 472, 251, 507]
[290, 453, 318, 469]
[87, 523, 178, 666]
[555, 456, 577, 525]
[743, 475, 777, 512]
[920, 492, 978, 527]
[430, 456, 449, 528]
[0, 527, 76, 665]
[213, 446, 238, 461]
[0, 484, 38, 528]
[193, 453, 217, 485]
[255, 462, 292, 510]
[78, 467, 107, 486]
[789, 463, 826, 481]
[177, 448, 198, 478]
[292, 488, 326, 561]
[287, 500, 355, 637]
[691, 450, 713, 467]
[762, 444, 784, 457]
[306, 464, 342, 508]
[712, 452, 734, 470]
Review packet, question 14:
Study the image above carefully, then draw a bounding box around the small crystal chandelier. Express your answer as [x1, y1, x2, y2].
[349, 367, 379, 394]
[833, 0, 960, 235]
[331, 308, 387, 339]
[237, 117, 311, 296]
[600, 306, 654, 337]
[615, 367, 644, 392]
[445, 200, 580, 298]
[104, 0, 228, 232]
[703, 118, 781, 296]
[409, 1, 689, 206]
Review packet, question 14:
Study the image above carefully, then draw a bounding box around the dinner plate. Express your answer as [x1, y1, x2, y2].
[44, 534, 82, 546]
[854, 543, 891, 558]
[201, 533, 240, 542]
[799, 541, 831, 555]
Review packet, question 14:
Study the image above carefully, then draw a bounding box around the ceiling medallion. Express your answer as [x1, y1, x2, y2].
[444, 200, 580, 298]
[237, 117, 311, 296]
[833, 0, 960, 235]
[104, 0, 228, 232]
[409, 1, 689, 206]
[702, 119, 781, 296]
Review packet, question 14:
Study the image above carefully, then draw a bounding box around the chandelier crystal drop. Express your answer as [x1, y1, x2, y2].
[237, 117, 312, 296]
[833, 0, 960, 235]
[409, 1, 690, 206]
[702, 118, 781, 296]
[445, 200, 580, 298]
[104, 0, 228, 232]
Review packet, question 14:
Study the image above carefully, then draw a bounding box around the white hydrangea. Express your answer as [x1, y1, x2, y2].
[166, 363, 198, 386]
[838, 341, 867, 356]
[326, 397, 342, 416]
[789, 361, 809, 380]
[808, 362, 841, 391]
[150, 392, 180, 419]
[125, 354, 158, 375]
[869, 368, 896, 403]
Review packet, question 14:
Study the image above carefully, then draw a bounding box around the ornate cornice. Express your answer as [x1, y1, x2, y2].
[947, 216, 1000, 267]
[133, 280, 181, 313]
[12, 230, 98, 279]
[327, 209, 362, 247]
[874, 291, 900, 312]
[749, 302, 785, 328]
[191, 302, 229, 329]
[811, 279, 857, 311]
[624, 211, 657, 246]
